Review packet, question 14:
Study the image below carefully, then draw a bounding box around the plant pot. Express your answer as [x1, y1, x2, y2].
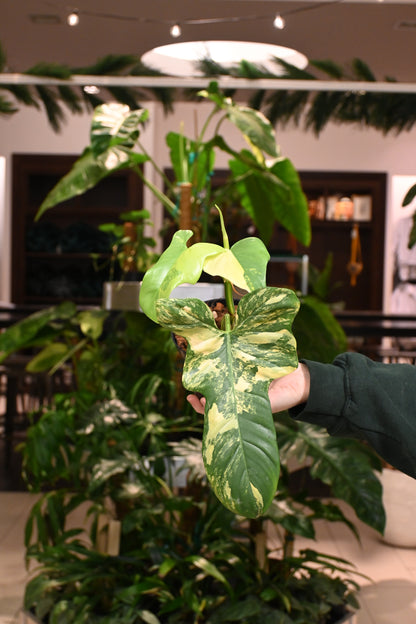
[380, 467, 416, 547]
[102, 281, 141, 311]
[170, 282, 225, 300]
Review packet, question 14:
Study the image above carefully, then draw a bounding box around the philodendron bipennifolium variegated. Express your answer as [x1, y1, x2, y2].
[139, 222, 300, 518]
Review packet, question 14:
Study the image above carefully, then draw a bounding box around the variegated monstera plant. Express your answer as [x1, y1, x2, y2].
[139, 210, 299, 519]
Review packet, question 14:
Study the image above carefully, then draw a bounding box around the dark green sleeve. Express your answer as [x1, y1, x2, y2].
[290, 352, 416, 478]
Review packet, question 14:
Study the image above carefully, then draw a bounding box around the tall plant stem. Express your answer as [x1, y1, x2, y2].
[215, 205, 236, 324]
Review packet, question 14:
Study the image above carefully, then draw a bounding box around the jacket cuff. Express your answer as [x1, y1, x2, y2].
[291, 359, 347, 418]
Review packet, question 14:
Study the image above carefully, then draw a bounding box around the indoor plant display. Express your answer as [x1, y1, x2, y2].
[1, 83, 385, 621]
[34, 81, 311, 250]
[0, 300, 384, 624]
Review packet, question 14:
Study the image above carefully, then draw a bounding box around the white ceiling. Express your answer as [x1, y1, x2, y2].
[3, 0, 416, 83]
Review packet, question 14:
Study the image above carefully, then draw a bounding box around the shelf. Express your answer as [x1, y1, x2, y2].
[11, 154, 143, 305]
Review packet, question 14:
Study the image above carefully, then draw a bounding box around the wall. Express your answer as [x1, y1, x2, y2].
[1, 99, 416, 305]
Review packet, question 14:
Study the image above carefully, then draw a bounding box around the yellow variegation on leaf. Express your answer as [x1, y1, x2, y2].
[155, 287, 300, 518]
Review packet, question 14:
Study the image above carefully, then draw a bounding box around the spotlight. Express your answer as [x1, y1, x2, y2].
[273, 14, 285, 30]
[67, 10, 79, 26]
[170, 23, 182, 38]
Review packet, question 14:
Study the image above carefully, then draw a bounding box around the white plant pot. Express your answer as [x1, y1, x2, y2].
[103, 281, 225, 313]
[102, 281, 141, 311]
[380, 467, 416, 547]
[170, 282, 225, 301]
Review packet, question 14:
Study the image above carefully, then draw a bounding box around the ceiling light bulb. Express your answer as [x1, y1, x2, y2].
[67, 10, 79, 26]
[170, 23, 181, 38]
[273, 14, 285, 30]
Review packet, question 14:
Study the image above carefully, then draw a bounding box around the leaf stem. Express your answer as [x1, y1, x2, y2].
[224, 280, 235, 327]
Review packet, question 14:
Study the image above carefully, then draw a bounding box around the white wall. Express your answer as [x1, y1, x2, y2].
[1, 99, 416, 305]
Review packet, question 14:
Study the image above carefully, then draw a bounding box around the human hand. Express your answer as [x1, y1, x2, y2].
[267, 363, 310, 413]
[187, 393, 206, 414]
[186, 363, 310, 415]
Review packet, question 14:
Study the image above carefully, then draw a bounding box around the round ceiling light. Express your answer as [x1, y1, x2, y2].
[141, 40, 308, 77]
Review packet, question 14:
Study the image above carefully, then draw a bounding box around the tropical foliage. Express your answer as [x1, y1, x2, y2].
[0, 299, 383, 624]
[34, 84, 310, 247]
[1, 38, 415, 136]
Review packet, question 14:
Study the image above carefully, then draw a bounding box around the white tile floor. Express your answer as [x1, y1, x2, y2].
[0, 493, 415, 623]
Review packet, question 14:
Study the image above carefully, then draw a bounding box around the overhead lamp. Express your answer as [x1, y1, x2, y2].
[141, 41, 307, 77]
[67, 10, 79, 26]
[170, 23, 182, 38]
[273, 14, 285, 30]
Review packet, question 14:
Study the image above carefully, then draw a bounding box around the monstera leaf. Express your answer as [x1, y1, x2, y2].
[155, 287, 300, 518]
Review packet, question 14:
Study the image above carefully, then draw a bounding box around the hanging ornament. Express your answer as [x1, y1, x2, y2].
[347, 223, 363, 286]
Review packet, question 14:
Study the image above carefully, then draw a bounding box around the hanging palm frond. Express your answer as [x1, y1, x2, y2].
[0, 93, 17, 115]
[309, 59, 345, 79]
[71, 54, 139, 76]
[34, 85, 66, 132]
[1, 37, 416, 137]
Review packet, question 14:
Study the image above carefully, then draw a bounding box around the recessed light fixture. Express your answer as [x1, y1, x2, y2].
[141, 40, 308, 77]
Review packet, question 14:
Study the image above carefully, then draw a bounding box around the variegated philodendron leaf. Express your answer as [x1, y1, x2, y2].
[139, 229, 270, 323]
[155, 287, 300, 518]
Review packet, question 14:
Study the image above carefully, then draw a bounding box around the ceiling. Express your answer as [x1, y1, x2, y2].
[3, 0, 416, 84]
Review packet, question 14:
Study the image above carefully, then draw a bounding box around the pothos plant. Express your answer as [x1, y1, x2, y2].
[139, 209, 299, 519]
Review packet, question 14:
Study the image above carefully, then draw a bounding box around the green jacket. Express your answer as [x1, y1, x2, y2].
[291, 352, 416, 478]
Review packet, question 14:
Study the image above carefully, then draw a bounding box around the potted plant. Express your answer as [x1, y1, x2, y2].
[97, 209, 159, 310]
[0, 85, 384, 622]
[0, 297, 384, 624]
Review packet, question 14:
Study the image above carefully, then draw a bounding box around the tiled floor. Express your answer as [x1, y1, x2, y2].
[0, 492, 415, 623]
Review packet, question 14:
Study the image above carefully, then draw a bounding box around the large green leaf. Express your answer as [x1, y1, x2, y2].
[36, 145, 147, 219]
[229, 154, 311, 246]
[293, 296, 347, 362]
[139, 230, 270, 322]
[277, 420, 385, 534]
[199, 83, 278, 157]
[0, 302, 76, 362]
[227, 106, 279, 158]
[25, 342, 70, 373]
[155, 287, 300, 518]
[36, 104, 148, 219]
[230, 238, 270, 290]
[90, 102, 148, 156]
